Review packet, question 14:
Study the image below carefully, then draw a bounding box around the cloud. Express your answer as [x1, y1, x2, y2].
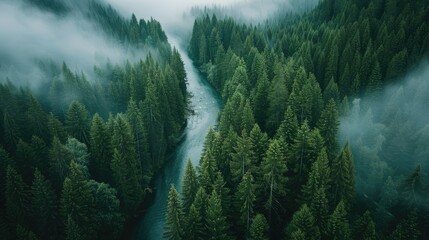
[339, 60, 429, 210]
[104, 0, 320, 40]
[0, 1, 134, 86]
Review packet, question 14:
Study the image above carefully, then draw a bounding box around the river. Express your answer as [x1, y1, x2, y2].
[135, 35, 222, 239]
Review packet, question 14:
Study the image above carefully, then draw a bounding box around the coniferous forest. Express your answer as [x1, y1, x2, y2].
[1, 0, 429, 239]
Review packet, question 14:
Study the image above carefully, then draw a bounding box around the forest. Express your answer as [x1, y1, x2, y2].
[164, 0, 429, 239]
[0, 0, 187, 239]
[1, 0, 429, 239]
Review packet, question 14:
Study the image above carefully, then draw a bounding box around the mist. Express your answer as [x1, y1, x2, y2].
[0, 0, 146, 87]
[105, 0, 320, 42]
[340, 60, 429, 225]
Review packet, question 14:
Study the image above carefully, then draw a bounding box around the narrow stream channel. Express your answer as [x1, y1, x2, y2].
[135, 35, 222, 240]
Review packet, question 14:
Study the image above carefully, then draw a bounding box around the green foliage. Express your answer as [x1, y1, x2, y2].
[327, 201, 350, 240]
[285, 204, 320, 240]
[110, 115, 143, 213]
[164, 185, 184, 240]
[249, 214, 269, 240]
[352, 211, 376, 240]
[236, 171, 256, 233]
[261, 139, 287, 222]
[331, 143, 355, 206]
[31, 169, 57, 239]
[206, 190, 230, 240]
[182, 160, 199, 213]
[66, 101, 90, 144]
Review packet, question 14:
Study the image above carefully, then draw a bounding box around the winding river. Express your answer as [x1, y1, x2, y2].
[135, 35, 222, 240]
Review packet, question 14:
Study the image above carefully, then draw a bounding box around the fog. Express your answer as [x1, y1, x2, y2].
[105, 0, 320, 39]
[0, 0, 144, 87]
[340, 60, 429, 224]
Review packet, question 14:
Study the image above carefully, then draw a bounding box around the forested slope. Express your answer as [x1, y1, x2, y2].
[165, 0, 429, 239]
[0, 0, 187, 239]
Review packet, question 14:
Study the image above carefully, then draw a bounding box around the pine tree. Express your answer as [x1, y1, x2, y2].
[249, 214, 268, 240]
[5, 166, 30, 226]
[65, 215, 82, 240]
[49, 137, 72, 188]
[241, 100, 256, 134]
[285, 204, 320, 240]
[276, 106, 298, 146]
[192, 187, 208, 238]
[65, 138, 89, 167]
[26, 95, 49, 141]
[323, 78, 340, 105]
[230, 131, 252, 184]
[60, 161, 92, 239]
[31, 169, 57, 239]
[206, 190, 230, 240]
[236, 171, 256, 233]
[164, 184, 184, 240]
[212, 172, 231, 216]
[317, 100, 339, 161]
[183, 204, 203, 240]
[252, 74, 269, 129]
[126, 99, 149, 179]
[65, 100, 90, 145]
[182, 160, 199, 213]
[331, 143, 355, 206]
[327, 201, 350, 240]
[261, 139, 287, 223]
[309, 186, 329, 235]
[302, 148, 331, 203]
[89, 113, 112, 183]
[366, 61, 382, 95]
[110, 115, 143, 213]
[199, 149, 217, 193]
[390, 210, 420, 240]
[352, 211, 376, 240]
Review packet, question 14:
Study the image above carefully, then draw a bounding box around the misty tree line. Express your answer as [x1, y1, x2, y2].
[164, 0, 429, 239]
[0, 1, 188, 239]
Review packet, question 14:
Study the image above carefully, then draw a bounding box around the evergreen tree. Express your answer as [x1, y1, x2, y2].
[49, 136, 72, 188]
[230, 131, 252, 184]
[60, 161, 92, 239]
[261, 139, 287, 222]
[236, 171, 256, 233]
[126, 99, 149, 179]
[206, 190, 230, 240]
[317, 99, 339, 161]
[31, 169, 57, 239]
[164, 184, 184, 240]
[89, 113, 112, 183]
[285, 204, 320, 240]
[192, 187, 209, 238]
[212, 172, 231, 216]
[65, 215, 82, 240]
[352, 211, 376, 240]
[276, 106, 299, 146]
[182, 160, 199, 213]
[5, 166, 30, 226]
[183, 204, 203, 240]
[65, 101, 90, 144]
[327, 201, 350, 240]
[390, 210, 420, 240]
[110, 115, 143, 213]
[331, 143, 355, 206]
[249, 214, 268, 240]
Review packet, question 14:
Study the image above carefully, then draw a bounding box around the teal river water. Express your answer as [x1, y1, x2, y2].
[135, 35, 222, 240]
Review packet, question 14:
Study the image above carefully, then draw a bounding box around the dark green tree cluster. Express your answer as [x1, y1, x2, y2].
[23, 0, 170, 55]
[0, 3, 187, 240]
[181, 0, 429, 238]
